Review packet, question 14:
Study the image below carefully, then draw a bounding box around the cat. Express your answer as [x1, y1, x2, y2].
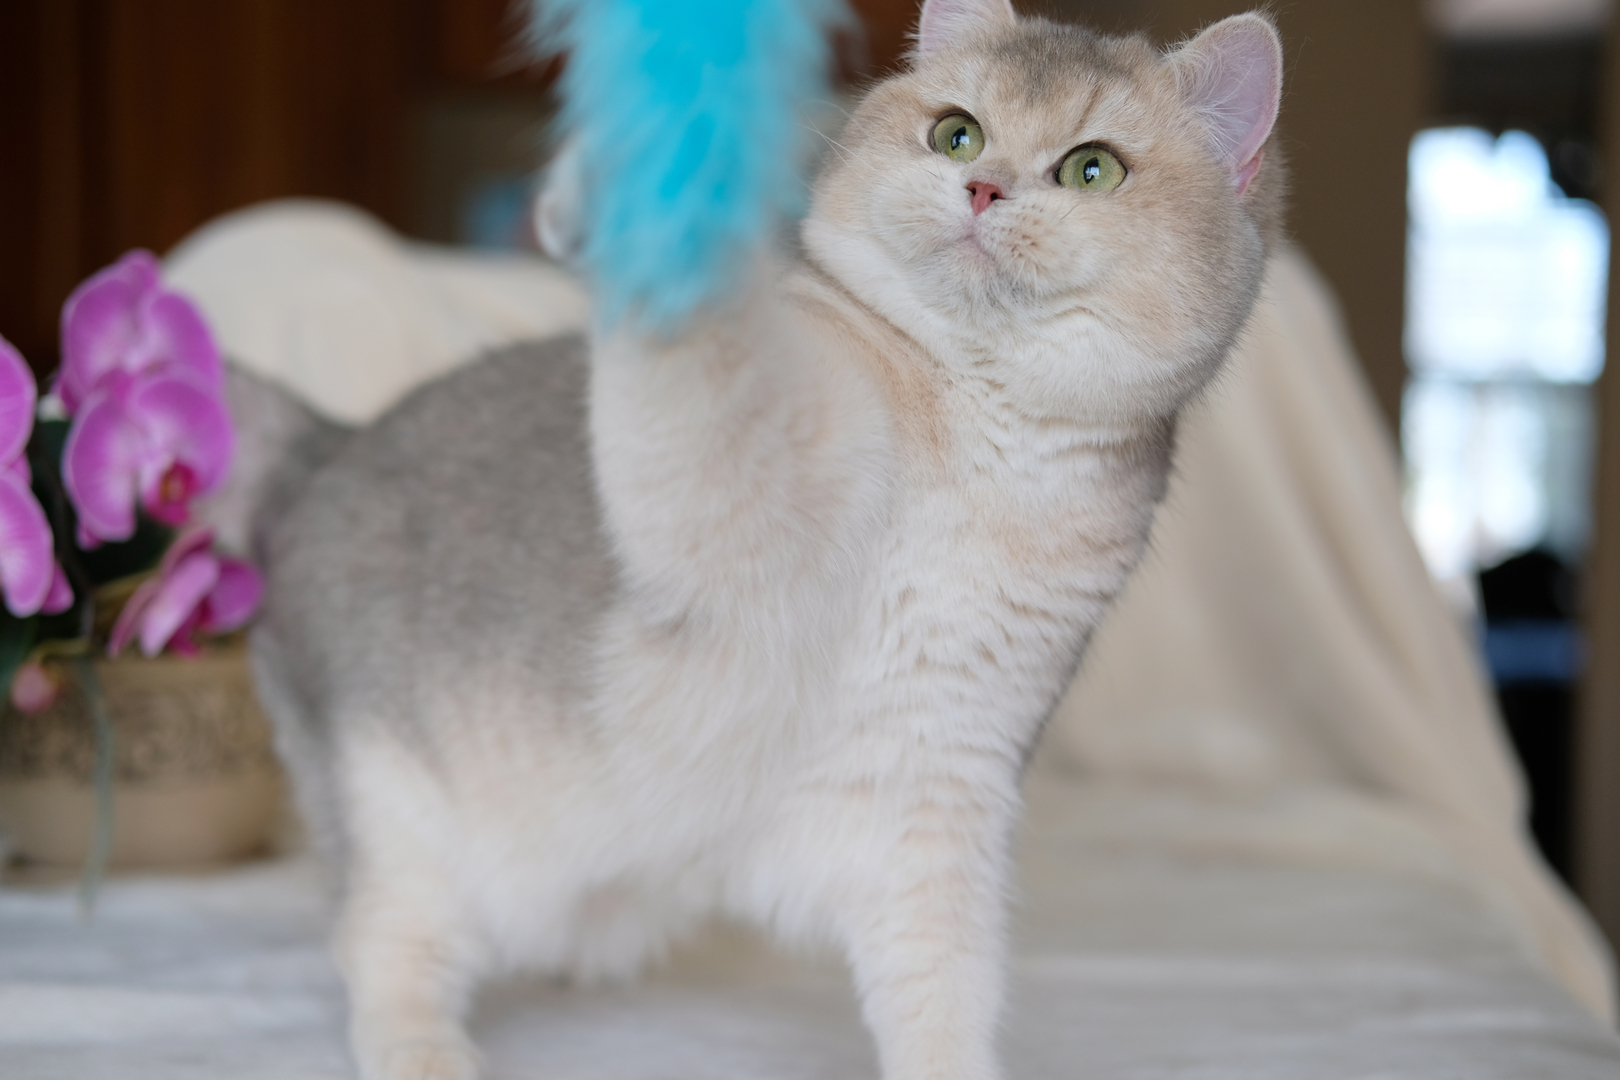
[238, 2, 1284, 1077]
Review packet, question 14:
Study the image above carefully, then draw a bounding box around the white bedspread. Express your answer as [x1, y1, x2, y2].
[3, 774, 1617, 1078]
[5, 197, 1597, 1077]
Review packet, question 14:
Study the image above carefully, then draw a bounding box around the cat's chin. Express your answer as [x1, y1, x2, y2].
[951, 234, 997, 272]
[944, 212, 1004, 262]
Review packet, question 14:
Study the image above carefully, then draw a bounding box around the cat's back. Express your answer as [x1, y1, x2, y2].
[256, 336, 614, 730]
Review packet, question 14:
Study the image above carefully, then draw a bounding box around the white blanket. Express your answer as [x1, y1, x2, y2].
[4, 196, 1596, 1077]
[2, 778, 1617, 1078]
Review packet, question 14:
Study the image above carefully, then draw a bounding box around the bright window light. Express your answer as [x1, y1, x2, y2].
[1402, 128, 1607, 591]
[1406, 127, 1607, 384]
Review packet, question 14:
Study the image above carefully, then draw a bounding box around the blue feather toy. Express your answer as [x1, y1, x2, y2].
[528, 0, 850, 329]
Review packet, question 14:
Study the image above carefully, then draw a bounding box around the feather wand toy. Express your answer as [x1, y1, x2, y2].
[528, 0, 850, 329]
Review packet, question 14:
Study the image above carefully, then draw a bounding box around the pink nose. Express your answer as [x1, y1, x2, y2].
[967, 180, 1005, 216]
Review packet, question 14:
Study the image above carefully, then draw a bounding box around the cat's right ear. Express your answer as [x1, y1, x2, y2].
[536, 137, 585, 263]
[1170, 13, 1283, 195]
[913, 0, 1017, 60]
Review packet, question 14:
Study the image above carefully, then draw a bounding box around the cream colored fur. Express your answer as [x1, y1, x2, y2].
[275, 4, 1285, 1079]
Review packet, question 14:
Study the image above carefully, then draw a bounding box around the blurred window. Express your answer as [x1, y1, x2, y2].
[1402, 127, 1607, 588]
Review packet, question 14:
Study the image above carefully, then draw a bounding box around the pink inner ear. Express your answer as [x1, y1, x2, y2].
[915, 0, 1017, 58]
[1177, 15, 1282, 186]
[1235, 149, 1264, 196]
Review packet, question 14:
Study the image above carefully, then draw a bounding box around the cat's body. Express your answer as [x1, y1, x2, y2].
[247, 3, 1284, 1078]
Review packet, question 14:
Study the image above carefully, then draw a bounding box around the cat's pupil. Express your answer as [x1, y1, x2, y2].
[1083, 158, 1101, 184]
[951, 128, 970, 151]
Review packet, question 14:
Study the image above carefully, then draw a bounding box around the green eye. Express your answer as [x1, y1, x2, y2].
[931, 113, 985, 163]
[1058, 145, 1126, 192]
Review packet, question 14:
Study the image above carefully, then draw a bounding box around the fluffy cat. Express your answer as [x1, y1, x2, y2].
[244, 2, 1284, 1078]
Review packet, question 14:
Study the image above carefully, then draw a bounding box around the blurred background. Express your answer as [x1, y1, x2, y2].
[2, 0, 1619, 948]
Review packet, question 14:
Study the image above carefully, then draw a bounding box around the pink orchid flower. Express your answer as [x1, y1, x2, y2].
[57, 252, 233, 544]
[56, 250, 223, 412]
[109, 527, 262, 658]
[0, 337, 72, 618]
[62, 369, 234, 543]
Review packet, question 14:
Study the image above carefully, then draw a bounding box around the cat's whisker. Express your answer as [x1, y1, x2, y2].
[806, 96, 853, 119]
[807, 126, 855, 166]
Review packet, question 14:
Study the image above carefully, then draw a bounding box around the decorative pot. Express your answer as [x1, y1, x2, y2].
[0, 641, 283, 869]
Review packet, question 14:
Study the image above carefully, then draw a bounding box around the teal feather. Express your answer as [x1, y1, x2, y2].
[529, 0, 849, 328]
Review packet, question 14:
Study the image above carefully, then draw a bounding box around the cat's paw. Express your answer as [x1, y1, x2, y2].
[360, 1038, 482, 1080]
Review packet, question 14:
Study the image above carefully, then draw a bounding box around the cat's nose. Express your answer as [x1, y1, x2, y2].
[966, 180, 1005, 216]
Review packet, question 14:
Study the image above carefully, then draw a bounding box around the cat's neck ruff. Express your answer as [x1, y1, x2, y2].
[801, 215, 1175, 445]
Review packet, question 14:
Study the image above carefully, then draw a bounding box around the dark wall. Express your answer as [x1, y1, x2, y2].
[1582, 15, 1620, 957]
[0, 0, 441, 375]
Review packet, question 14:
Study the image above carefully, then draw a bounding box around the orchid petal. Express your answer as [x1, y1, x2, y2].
[126, 374, 234, 498]
[166, 609, 204, 657]
[139, 462, 199, 527]
[105, 249, 161, 293]
[108, 574, 163, 658]
[137, 551, 218, 657]
[0, 338, 36, 465]
[200, 557, 263, 633]
[7, 456, 29, 486]
[137, 291, 223, 397]
[61, 389, 143, 544]
[11, 661, 59, 715]
[57, 252, 159, 413]
[160, 526, 217, 577]
[42, 564, 73, 615]
[0, 469, 56, 617]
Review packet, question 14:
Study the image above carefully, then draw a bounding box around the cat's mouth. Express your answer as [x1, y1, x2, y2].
[956, 221, 1002, 267]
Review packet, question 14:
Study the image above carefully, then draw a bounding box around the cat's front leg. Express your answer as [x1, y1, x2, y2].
[840, 784, 1016, 1080]
[339, 875, 484, 1080]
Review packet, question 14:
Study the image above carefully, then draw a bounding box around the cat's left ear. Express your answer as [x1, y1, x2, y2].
[1170, 13, 1282, 195]
[914, 0, 1017, 60]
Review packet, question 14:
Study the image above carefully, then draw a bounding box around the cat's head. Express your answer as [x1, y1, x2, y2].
[803, 0, 1284, 429]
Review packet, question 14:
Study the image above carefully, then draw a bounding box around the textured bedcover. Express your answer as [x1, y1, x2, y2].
[10, 199, 1604, 1078]
[3, 778, 1616, 1079]
[166, 202, 1614, 1014]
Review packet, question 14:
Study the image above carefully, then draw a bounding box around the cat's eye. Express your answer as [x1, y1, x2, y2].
[930, 113, 985, 163]
[1057, 145, 1126, 193]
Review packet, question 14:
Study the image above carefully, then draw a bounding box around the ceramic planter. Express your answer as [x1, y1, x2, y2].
[0, 642, 282, 869]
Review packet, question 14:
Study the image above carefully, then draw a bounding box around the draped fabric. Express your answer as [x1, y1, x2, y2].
[22, 199, 1590, 1079]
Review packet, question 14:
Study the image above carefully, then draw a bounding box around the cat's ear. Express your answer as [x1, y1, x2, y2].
[914, 0, 1017, 60]
[1170, 13, 1282, 195]
[536, 137, 585, 263]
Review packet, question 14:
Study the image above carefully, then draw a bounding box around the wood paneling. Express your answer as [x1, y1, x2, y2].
[1579, 15, 1620, 957]
[438, 0, 552, 84]
[88, 0, 429, 255]
[0, 0, 437, 374]
[0, 2, 51, 367]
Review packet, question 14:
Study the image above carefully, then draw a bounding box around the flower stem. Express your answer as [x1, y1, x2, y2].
[74, 655, 114, 921]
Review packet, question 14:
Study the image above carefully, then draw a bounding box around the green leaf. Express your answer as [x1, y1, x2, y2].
[0, 612, 38, 701]
[28, 417, 70, 472]
[78, 514, 173, 586]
